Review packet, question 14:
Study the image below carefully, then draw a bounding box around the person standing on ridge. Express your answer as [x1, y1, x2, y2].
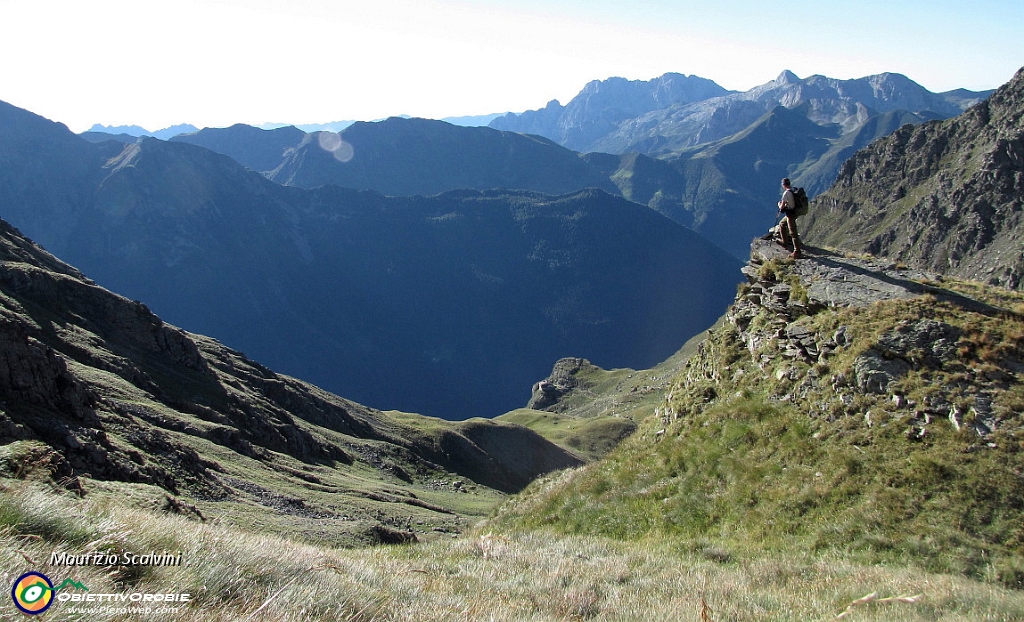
[777, 178, 802, 259]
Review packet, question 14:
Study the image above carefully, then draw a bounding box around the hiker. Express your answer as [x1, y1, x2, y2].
[777, 178, 802, 259]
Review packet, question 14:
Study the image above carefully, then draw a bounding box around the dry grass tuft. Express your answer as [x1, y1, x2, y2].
[834, 591, 924, 619]
[2, 480, 1024, 621]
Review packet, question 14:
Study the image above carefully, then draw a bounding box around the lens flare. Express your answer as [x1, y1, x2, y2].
[317, 131, 342, 151]
[316, 131, 354, 163]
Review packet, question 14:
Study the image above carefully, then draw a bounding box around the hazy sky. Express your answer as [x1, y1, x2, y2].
[1, 0, 1021, 132]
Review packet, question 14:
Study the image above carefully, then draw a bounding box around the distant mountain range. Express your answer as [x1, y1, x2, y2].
[490, 70, 988, 156]
[83, 122, 200, 140]
[150, 70, 991, 260]
[81, 112, 502, 145]
[490, 72, 734, 153]
[0, 67, 1008, 421]
[0, 100, 741, 420]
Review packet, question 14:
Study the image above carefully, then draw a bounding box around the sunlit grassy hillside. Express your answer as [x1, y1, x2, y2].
[492, 260, 1024, 591]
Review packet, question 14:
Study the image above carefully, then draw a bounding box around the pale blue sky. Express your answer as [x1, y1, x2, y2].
[1, 0, 1020, 132]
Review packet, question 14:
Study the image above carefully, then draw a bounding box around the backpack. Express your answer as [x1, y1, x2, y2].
[791, 186, 809, 217]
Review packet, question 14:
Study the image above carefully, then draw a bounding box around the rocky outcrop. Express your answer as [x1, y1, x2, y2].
[664, 239, 1022, 445]
[745, 238, 941, 308]
[527, 358, 592, 411]
[728, 240, 943, 371]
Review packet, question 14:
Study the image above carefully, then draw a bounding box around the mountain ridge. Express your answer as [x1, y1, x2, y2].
[497, 70, 991, 157]
[803, 66, 1024, 290]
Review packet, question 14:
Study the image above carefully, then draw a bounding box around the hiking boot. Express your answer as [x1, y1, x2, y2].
[789, 250, 802, 259]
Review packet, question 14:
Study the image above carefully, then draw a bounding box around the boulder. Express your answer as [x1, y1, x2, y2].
[853, 349, 912, 393]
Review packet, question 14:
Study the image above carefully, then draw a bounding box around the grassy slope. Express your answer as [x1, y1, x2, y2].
[495, 326, 712, 460]
[492, 271, 1024, 589]
[494, 409, 634, 461]
[4, 267, 1024, 620]
[0, 216, 582, 546]
[3, 478, 1024, 621]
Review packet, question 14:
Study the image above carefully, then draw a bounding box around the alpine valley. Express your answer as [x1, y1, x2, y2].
[12, 69, 987, 421]
[1, 67, 1023, 621]
[0, 100, 741, 420]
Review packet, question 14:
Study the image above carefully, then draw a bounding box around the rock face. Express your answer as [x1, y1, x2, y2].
[489, 73, 734, 153]
[804, 66, 1024, 290]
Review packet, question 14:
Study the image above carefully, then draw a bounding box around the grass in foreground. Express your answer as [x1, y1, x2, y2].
[2, 478, 1024, 621]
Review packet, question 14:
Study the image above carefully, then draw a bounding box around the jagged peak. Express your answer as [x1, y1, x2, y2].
[775, 69, 801, 85]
